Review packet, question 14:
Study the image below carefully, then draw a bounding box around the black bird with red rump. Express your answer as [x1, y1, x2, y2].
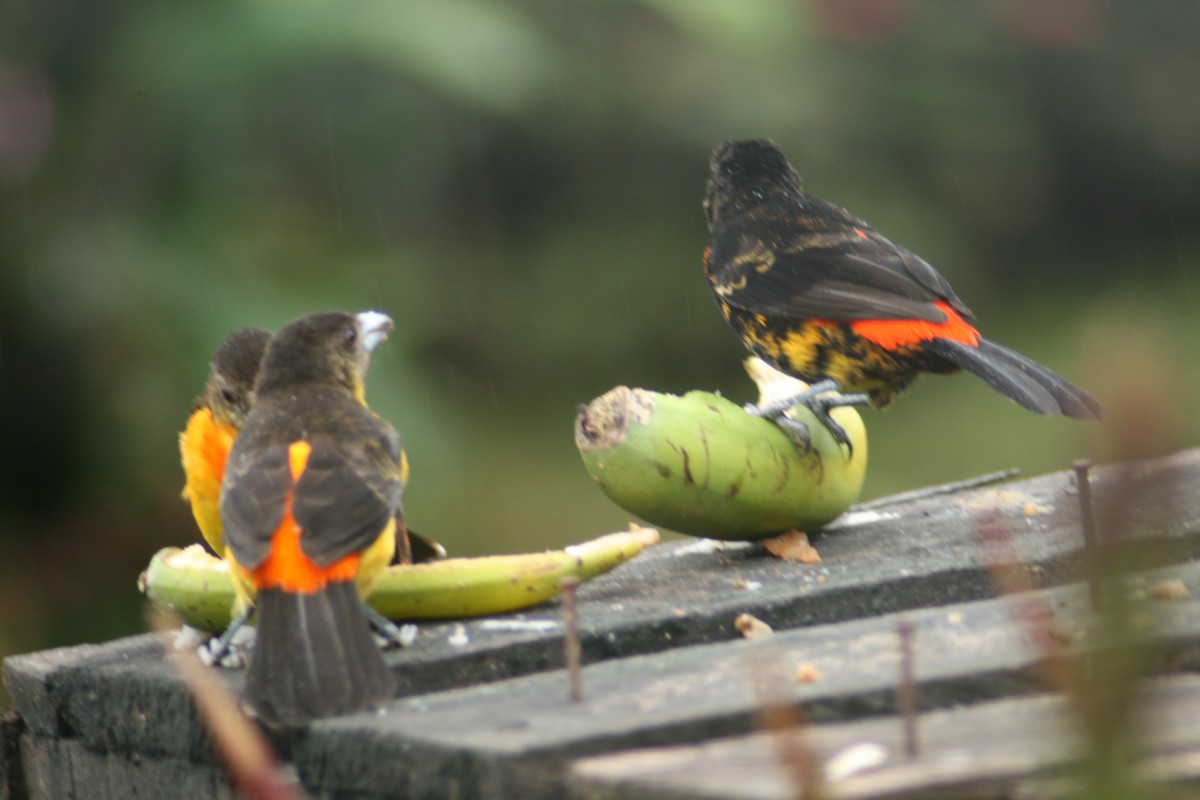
[702, 139, 1102, 448]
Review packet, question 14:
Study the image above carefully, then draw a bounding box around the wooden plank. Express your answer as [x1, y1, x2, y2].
[312, 561, 1200, 755]
[2, 449, 1198, 798]
[18, 734, 236, 800]
[567, 675, 1200, 800]
[0, 709, 24, 800]
[287, 560, 1200, 798]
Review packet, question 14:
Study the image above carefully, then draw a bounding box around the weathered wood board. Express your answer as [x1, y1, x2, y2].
[3, 449, 1199, 799]
[569, 675, 1200, 800]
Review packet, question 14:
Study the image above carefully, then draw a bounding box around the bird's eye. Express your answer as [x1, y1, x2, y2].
[344, 326, 358, 346]
[221, 389, 238, 406]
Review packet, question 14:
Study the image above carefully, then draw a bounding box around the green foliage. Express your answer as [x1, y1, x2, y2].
[0, 0, 1198, 692]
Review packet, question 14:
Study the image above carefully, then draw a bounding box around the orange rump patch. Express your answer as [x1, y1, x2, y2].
[252, 439, 362, 593]
[850, 301, 980, 350]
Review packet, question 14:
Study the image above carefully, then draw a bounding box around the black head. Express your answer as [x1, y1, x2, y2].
[205, 327, 272, 428]
[704, 139, 803, 227]
[254, 311, 393, 401]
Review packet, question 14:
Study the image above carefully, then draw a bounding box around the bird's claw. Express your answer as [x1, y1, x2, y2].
[775, 416, 814, 452]
[362, 603, 417, 650]
[198, 620, 255, 669]
[747, 381, 868, 457]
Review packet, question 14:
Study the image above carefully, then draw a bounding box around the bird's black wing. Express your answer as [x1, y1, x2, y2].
[706, 196, 975, 324]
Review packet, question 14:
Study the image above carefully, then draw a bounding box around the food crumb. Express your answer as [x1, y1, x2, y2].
[793, 663, 822, 683]
[1149, 578, 1189, 601]
[447, 624, 469, 648]
[735, 613, 773, 639]
[764, 530, 821, 563]
[1022, 501, 1052, 516]
[825, 742, 889, 782]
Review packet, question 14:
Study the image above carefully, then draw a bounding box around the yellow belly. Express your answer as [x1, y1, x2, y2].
[355, 518, 397, 598]
[728, 310, 916, 408]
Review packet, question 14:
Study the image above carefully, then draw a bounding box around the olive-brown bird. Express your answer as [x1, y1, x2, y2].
[180, 327, 273, 558]
[181, 325, 440, 602]
[185, 325, 441, 669]
[703, 139, 1102, 446]
[220, 310, 402, 726]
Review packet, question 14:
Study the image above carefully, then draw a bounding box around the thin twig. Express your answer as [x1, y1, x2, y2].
[147, 610, 305, 800]
[975, 510, 1083, 702]
[852, 468, 1019, 511]
[748, 649, 822, 800]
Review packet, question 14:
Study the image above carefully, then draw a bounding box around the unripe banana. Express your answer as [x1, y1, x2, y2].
[139, 544, 235, 633]
[368, 526, 658, 620]
[140, 527, 660, 633]
[574, 358, 867, 539]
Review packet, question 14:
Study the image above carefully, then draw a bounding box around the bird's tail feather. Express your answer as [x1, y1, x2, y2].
[925, 337, 1103, 420]
[244, 581, 396, 727]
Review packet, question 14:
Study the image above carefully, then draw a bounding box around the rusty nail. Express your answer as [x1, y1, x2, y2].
[562, 578, 583, 703]
[897, 618, 918, 759]
[1073, 459, 1103, 611]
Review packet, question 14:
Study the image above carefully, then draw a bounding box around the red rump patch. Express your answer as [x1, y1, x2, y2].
[849, 301, 980, 350]
[252, 440, 362, 593]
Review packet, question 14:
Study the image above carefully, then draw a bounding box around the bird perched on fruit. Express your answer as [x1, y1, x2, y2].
[703, 139, 1102, 447]
[220, 310, 404, 726]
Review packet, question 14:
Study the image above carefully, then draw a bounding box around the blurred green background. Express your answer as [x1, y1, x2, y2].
[1, 0, 1198, 684]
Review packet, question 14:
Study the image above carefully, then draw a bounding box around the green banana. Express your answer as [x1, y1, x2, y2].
[367, 526, 658, 620]
[574, 358, 867, 539]
[139, 544, 236, 633]
[139, 527, 660, 633]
